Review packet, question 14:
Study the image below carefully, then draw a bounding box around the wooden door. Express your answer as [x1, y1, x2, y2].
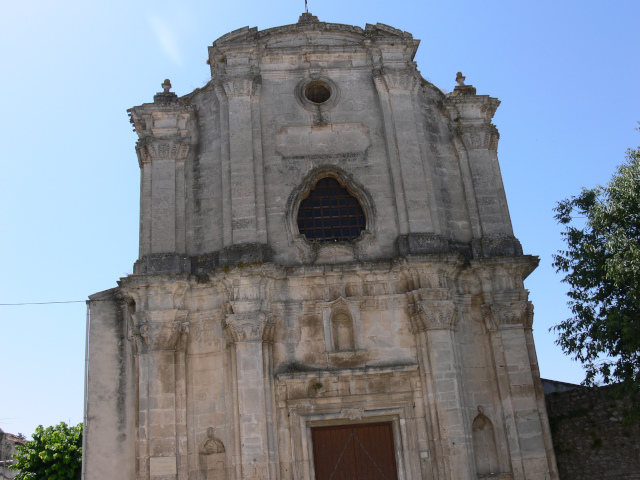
[311, 422, 398, 480]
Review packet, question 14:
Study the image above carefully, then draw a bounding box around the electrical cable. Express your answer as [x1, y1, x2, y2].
[0, 301, 87, 306]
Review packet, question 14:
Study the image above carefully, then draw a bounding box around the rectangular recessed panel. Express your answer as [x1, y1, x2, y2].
[149, 456, 177, 476]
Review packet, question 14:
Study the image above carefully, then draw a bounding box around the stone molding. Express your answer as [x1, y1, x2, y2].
[223, 311, 275, 343]
[481, 301, 533, 331]
[411, 300, 457, 333]
[444, 95, 501, 123]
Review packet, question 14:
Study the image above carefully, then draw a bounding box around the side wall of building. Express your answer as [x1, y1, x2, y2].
[84, 291, 136, 480]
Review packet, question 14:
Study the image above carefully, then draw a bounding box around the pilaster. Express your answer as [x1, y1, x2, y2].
[444, 74, 520, 257]
[411, 299, 475, 480]
[213, 66, 267, 248]
[223, 309, 277, 480]
[373, 65, 437, 235]
[130, 309, 190, 480]
[482, 298, 556, 479]
[129, 80, 197, 258]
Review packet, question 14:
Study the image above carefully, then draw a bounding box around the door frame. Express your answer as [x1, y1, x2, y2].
[288, 400, 418, 480]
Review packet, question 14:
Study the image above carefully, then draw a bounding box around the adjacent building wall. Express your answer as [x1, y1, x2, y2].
[545, 384, 640, 480]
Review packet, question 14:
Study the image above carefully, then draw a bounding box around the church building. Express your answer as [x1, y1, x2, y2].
[83, 13, 559, 480]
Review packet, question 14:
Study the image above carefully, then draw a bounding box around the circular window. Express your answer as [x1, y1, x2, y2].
[304, 81, 331, 104]
[296, 77, 340, 112]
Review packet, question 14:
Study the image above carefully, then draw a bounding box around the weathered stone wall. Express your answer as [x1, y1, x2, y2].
[85, 14, 559, 480]
[545, 386, 640, 480]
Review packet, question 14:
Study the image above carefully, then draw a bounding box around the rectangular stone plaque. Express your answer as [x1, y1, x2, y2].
[150, 456, 176, 476]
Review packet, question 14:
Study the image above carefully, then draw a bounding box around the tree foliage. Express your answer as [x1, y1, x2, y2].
[10, 422, 82, 480]
[553, 137, 640, 411]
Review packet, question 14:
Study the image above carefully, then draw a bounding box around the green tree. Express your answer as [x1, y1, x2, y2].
[553, 135, 640, 414]
[10, 422, 82, 480]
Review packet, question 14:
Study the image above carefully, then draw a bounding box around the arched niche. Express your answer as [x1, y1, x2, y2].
[199, 427, 227, 480]
[330, 310, 355, 351]
[472, 408, 500, 476]
[318, 296, 364, 352]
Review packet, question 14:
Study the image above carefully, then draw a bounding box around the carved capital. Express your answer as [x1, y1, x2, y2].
[481, 301, 532, 331]
[135, 137, 191, 165]
[372, 68, 387, 93]
[129, 102, 197, 167]
[375, 67, 419, 92]
[384, 67, 419, 91]
[221, 74, 262, 97]
[458, 124, 500, 151]
[411, 300, 457, 333]
[129, 310, 189, 352]
[223, 311, 275, 343]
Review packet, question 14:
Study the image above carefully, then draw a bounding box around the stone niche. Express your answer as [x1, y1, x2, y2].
[199, 427, 227, 480]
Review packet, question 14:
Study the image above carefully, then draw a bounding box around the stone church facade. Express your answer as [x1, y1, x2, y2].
[83, 14, 559, 480]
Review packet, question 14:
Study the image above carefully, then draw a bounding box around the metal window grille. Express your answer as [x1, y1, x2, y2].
[297, 177, 366, 242]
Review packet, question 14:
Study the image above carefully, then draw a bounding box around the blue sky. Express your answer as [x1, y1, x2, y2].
[1, 0, 638, 438]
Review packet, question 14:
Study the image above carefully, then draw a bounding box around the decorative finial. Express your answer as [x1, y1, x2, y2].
[154, 79, 178, 103]
[451, 72, 476, 97]
[305, 0, 308, 14]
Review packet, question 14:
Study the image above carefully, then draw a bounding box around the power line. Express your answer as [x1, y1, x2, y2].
[0, 300, 87, 306]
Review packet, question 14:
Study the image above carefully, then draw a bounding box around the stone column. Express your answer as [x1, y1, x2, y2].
[412, 300, 474, 480]
[223, 311, 277, 480]
[482, 300, 556, 480]
[131, 310, 189, 480]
